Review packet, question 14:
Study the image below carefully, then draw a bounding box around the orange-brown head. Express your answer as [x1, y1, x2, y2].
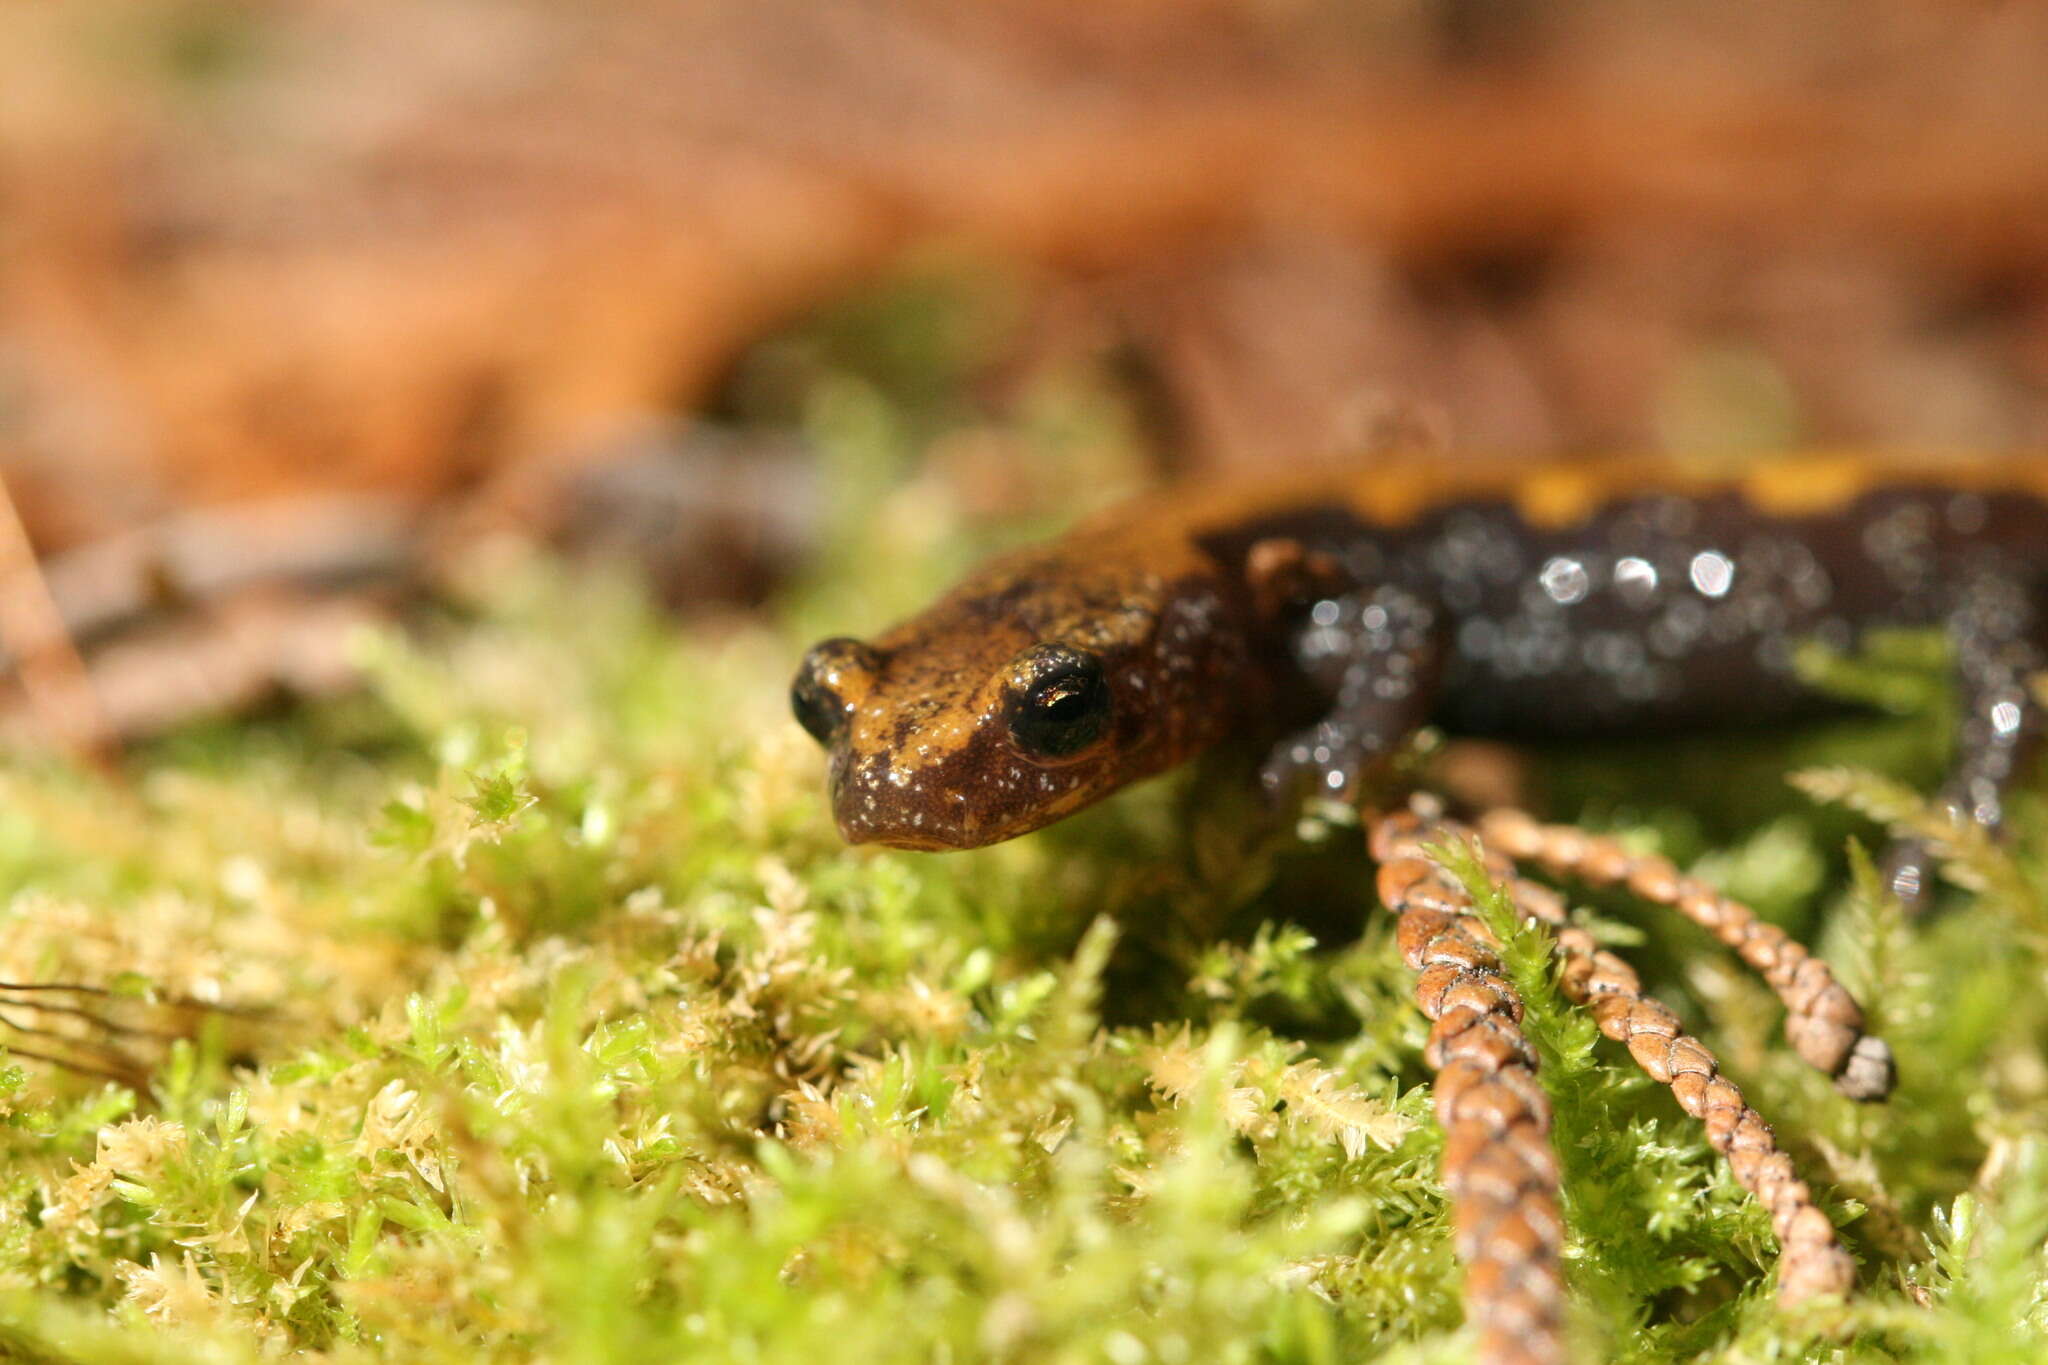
[790, 539, 1253, 849]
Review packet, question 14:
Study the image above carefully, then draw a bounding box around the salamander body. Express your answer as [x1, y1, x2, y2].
[792, 452, 2048, 902]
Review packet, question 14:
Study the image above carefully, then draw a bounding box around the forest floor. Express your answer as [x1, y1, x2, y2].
[0, 375, 2043, 1364]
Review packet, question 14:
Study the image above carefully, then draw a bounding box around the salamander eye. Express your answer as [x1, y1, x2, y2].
[1005, 645, 1112, 761]
[791, 637, 877, 747]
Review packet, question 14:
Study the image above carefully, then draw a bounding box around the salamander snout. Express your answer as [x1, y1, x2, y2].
[791, 631, 1136, 851]
[791, 635, 961, 849]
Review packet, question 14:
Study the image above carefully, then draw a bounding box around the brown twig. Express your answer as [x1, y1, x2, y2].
[0, 993, 189, 1041]
[1367, 811, 1567, 1365]
[0, 590, 385, 749]
[1475, 809, 1895, 1101]
[0, 979, 277, 1087]
[0, 474, 115, 768]
[37, 494, 418, 646]
[0, 1005, 152, 1086]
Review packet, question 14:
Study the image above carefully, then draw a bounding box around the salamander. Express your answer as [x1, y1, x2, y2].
[791, 452, 2048, 906]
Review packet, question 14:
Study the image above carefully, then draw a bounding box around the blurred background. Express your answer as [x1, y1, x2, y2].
[4, 0, 2047, 751]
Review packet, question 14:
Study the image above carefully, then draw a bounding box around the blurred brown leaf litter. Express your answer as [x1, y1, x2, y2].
[2, 0, 2047, 741]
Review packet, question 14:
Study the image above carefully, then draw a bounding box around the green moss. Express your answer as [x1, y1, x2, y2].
[0, 354, 2043, 1360]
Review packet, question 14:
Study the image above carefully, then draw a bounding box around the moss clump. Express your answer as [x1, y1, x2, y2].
[0, 374, 2043, 1362]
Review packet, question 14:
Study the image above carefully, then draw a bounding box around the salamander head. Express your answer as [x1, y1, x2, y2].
[790, 554, 1241, 849]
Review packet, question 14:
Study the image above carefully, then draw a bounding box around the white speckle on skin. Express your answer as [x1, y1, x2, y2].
[1458, 618, 1501, 659]
[1580, 632, 1643, 674]
[1689, 550, 1735, 598]
[1648, 599, 1708, 658]
[1968, 776, 2002, 825]
[1862, 500, 1937, 590]
[1539, 556, 1590, 605]
[1613, 556, 1658, 605]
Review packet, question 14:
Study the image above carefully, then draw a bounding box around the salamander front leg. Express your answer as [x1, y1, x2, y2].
[1257, 580, 1443, 803]
[1882, 571, 2046, 911]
